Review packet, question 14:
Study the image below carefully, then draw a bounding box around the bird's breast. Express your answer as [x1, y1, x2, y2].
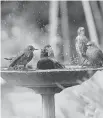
[18, 52, 33, 65]
[86, 47, 102, 61]
[37, 58, 55, 69]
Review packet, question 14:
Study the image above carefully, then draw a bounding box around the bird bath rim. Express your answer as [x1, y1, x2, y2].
[1, 66, 103, 73]
[1, 67, 103, 88]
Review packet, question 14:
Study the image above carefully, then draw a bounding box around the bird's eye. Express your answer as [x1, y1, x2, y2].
[29, 48, 32, 50]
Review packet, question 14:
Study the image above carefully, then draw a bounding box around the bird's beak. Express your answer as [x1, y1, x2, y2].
[34, 48, 39, 50]
[86, 42, 91, 46]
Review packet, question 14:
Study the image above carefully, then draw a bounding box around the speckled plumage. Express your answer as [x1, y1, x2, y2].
[40, 45, 54, 58]
[8, 45, 38, 69]
[75, 27, 89, 58]
[75, 35, 88, 58]
[85, 42, 103, 67]
[75, 27, 89, 66]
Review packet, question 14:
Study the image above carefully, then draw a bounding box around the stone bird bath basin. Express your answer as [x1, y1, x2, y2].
[1, 67, 103, 118]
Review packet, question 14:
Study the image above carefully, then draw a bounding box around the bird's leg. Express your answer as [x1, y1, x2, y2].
[23, 65, 29, 75]
[18, 65, 27, 71]
[23, 64, 26, 70]
[24, 65, 29, 75]
[8, 65, 18, 70]
[81, 58, 86, 67]
[8, 66, 14, 70]
[15, 65, 25, 71]
[15, 65, 20, 70]
[81, 58, 89, 67]
[85, 60, 89, 66]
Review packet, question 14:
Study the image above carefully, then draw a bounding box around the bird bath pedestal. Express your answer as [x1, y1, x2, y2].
[1, 67, 102, 118]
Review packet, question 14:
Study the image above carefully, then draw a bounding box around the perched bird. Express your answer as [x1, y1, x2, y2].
[84, 41, 103, 67]
[37, 44, 65, 69]
[75, 27, 89, 65]
[8, 45, 38, 70]
[37, 44, 65, 90]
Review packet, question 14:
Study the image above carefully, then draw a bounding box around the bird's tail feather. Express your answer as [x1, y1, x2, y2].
[4, 58, 13, 60]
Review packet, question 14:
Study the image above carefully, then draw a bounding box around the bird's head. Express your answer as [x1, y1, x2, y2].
[44, 44, 52, 50]
[86, 42, 95, 47]
[86, 42, 92, 47]
[77, 27, 85, 36]
[44, 44, 54, 57]
[27, 45, 39, 52]
[40, 44, 54, 58]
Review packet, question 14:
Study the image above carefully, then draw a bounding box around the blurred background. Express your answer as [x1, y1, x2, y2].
[1, 1, 103, 118]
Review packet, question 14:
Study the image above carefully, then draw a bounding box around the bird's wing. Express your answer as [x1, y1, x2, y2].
[49, 50, 55, 58]
[83, 36, 89, 43]
[51, 58, 65, 69]
[36, 58, 55, 69]
[98, 50, 103, 61]
[75, 36, 82, 56]
[80, 36, 89, 56]
[54, 61, 65, 69]
[9, 51, 25, 67]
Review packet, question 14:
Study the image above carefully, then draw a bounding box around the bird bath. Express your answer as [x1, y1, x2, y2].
[1, 67, 103, 118]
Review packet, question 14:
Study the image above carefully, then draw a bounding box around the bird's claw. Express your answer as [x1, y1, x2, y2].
[8, 66, 18, 70]
[8, 65, 28, 71]
[18, 66, 28, 71]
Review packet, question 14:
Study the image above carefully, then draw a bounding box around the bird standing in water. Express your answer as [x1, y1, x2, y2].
[37, 44, 65, 69]
[85, 41, 103, 67]
[75, 27, 89, 65]
[6, 45, 38, 70]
